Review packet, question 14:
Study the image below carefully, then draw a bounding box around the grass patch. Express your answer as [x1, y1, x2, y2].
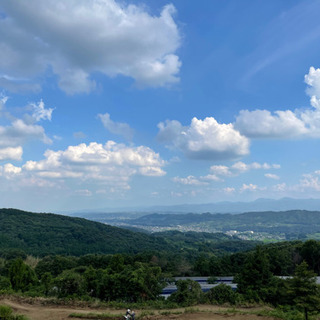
[69, 312, 123, 319]
[139, 310, 155, 317]
[159, 310, 182, 316]
[0, 305, 29, 320]
[184, 307, 200, 314]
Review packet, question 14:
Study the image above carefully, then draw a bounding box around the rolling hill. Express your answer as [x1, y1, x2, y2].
[0, 208, 256, 257]
[0, 208, 171, 256]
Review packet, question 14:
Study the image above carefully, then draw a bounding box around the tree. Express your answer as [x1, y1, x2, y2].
[235, 246, 273, 302]
[125, 262, 164, 301]
[35, 255, 77, 278]
[287, 261, 320, 320]
[193, 255, 209, 276]
[8, 258, 37, 292]
[299, 240, 320, 275]
[54, 269, 85, 297]
[168, 279, 203, 306]
[0, 276, 11, 291]
[41, 272, 53, 296]
[206, 283, 237, 305]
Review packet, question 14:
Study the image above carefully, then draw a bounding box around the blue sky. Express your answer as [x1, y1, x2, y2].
[1, 0, 320, 212]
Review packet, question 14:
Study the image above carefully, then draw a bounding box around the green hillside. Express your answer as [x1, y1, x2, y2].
[0, 208, 171, 256]
[0, 208, 257, 257]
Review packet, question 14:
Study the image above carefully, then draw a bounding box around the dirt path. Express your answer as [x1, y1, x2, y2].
[0, 298, 278, 320]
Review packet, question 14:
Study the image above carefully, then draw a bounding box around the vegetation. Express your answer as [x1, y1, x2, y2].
[0, 209, 258, 258]
[0, 305, 28, 320]
[0, 208, 173, 256]
[128, 210, 320, 236]
[3, 208, 320, 319]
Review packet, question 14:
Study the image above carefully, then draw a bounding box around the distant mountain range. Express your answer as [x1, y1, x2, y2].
[142, 198, 320, 214]
[65, 197, 320, 217]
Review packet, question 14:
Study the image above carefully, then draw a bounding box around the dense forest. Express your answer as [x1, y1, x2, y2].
[1, 239, 320, 319]
[3, 208, 320, 319]
[0, 208, 258, 257]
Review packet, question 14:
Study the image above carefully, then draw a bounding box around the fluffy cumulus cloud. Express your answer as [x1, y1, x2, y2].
[0, 0, 181, 94]
[234, 109, 307, 139]
[0, 163, 22, 180]
[0, 116, 52, 148]
[0, 146, 22, 161]
[98, 113, 134, 140]
[15, 141, 166, 191]
[157, 117, 249, 160]
[234, 67, 320, 139]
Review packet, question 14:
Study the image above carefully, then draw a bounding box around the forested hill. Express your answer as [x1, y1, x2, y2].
[0, 208, 258, 257]
[0, 208, 173, 256]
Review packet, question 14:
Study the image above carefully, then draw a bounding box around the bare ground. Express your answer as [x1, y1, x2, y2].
[0, 297, 279, 320]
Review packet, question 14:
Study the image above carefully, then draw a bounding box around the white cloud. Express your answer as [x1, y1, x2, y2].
[0, 0, 181, 94]
[98, 113, 134, 140]
[0, 94, 8, 111]
[172, 175, 208, 186]
[235, 67, 320, 139]
[172, 160, 278, 189]
[200, 174, 221, 182]
[234, 109, 307, 139]
[18, 141, 166, 193]
[231, 161, 280, 173]
[223, 187, 235, 193]
[210, 165, 232, 176]
[0, 146, 22, 161]
[210, 161, 280, 177]
[240, 183, 258, 192]
[0, 98, 53, 148]
[305, 66, 320, 98]
[0, 163, 22, 179]
[3, 163, 22, 175]
[0, 119, 51, 147]
[299, 174, 320, 191]
[31, 99, 54, 122]
[272, 183, 286, 192]
[265, 173, 280, 180]
[157, 117, 249, 160]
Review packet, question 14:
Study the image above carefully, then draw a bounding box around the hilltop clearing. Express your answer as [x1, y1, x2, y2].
[0, 297, 279, 320]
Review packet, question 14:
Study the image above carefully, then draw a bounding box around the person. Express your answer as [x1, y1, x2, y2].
[131, 311, 135, 320]
[124, 309, 131, 319]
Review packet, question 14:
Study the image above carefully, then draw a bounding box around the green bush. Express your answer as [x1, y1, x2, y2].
[206, 283, 237, 305]
[168, 279, 204, 306]
[0, 305, 29, 320]
[0, 275, 12, 291]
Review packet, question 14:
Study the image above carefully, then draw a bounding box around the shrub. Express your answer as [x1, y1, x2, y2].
[206, 283, 237, 305]
[0, 305, 29, 320]
[168, 279, 204, 306]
